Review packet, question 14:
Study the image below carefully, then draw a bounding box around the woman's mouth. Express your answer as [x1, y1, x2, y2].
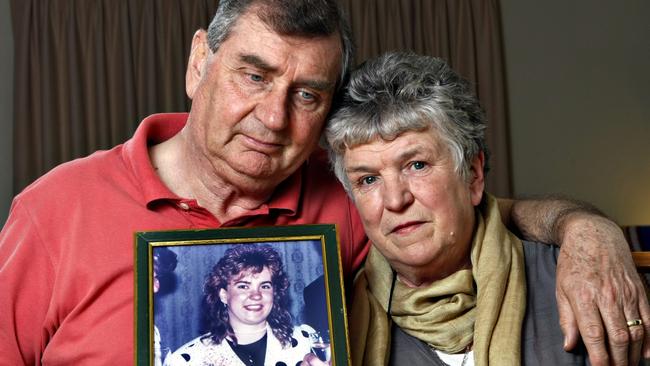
[244, 304, 264, 311]
[390, 221, 426, 235]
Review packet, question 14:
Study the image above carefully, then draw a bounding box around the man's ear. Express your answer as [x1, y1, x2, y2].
[468, 151, 486, 206]
[186, 29, 209, 99]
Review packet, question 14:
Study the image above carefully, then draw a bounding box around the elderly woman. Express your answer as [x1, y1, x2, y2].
[166, 244, 314, 366]
[324, 52, 594, 365]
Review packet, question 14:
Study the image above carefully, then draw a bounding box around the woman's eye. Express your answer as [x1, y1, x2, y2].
[411, 161, 426, 170]
[361, 176, 377, 185]
[236, 284, 248, 290]
[261, 284, 273, 290]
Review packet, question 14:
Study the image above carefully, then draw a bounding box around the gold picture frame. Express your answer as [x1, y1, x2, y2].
[134, 224, 350, 365]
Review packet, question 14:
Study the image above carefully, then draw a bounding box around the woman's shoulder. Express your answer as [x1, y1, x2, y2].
[264, 324, 316, 365]
[164, 333, 234, 366]
[293, 323, 317, 338]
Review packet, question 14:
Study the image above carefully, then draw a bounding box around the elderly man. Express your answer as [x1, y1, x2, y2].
[322, 51, 646, 365]
[0, 1, 646, 365]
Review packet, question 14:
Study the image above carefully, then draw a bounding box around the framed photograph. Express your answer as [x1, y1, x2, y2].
[135, 224, 350, 366]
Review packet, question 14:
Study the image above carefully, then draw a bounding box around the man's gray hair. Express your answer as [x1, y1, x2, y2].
[325, 51, 490, 193]
[207, 0, 354, 90]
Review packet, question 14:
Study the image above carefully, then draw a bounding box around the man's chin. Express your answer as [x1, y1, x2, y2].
[227, 157, 276, 178]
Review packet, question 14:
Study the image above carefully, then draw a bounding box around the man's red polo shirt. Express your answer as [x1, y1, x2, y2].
[0, 113, 369, 365]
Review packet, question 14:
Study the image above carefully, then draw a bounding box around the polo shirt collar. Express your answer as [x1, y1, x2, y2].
[122, 113, 186, 206]
[122, 113, 301, 216]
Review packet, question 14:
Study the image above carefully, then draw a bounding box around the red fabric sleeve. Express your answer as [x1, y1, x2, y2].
[0, 200, 55, 366]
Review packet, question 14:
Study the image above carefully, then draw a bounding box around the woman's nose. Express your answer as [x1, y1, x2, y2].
[382, 176, 414, 212]
[249, 288, 263, 299]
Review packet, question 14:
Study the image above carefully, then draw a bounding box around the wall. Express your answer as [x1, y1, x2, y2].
[0, 0, 13, 225]
[501, 0, 650, 225]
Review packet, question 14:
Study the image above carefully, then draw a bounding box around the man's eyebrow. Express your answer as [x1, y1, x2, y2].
[294, 78, 336, 92]
[239, 54, 277, 72]
[238, 53, 335, 91]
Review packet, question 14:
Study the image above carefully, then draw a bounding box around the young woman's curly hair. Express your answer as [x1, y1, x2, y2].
[203, 244, 293, 347]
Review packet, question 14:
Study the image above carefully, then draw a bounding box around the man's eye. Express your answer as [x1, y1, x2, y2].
[298, 90, 315, 101]
[248, 73, 264, 82]
[296, 90, 317, 104]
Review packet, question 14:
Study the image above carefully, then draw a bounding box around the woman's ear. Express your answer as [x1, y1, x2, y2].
[218, 288, 228, 306]
[468, 151, 485, 206]
[186, 29, 209, 99]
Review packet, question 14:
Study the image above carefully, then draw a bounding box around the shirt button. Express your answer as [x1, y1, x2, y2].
[179, 202, 190, 211]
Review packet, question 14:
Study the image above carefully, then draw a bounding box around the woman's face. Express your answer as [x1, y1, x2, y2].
[343, 129, 484, 284]
[219, 266, 274, 329]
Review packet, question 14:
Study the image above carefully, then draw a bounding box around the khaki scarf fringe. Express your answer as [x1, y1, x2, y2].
[349, 194, 526, 366]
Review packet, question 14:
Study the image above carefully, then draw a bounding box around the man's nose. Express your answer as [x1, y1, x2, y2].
[382, 176, 414, 212]
[255, 87, 289, 131]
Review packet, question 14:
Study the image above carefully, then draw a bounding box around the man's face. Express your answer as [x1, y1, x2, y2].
[219, 267, 274, 329]
[343, 129, 484, 281]
[186, 10, 342, 187]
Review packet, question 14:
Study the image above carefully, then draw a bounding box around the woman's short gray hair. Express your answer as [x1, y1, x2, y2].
[207, 0, 354, 90]
[325, 51, 490, 193]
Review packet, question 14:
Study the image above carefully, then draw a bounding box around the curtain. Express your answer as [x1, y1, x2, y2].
[11, 0, 217, 192]
[11, 0, 511, 195]
[341, 0, 511, 195]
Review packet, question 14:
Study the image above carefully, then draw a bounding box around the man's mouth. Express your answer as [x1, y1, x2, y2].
[241, 134, 284, 153]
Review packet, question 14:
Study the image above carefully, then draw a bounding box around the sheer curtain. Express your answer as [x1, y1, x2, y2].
[12, 0, 511, 195]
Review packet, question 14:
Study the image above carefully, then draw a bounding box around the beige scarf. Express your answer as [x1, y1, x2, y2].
[349, 194, 526, 365]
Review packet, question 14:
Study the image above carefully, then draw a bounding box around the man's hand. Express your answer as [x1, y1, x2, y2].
[505, 196, 650, 365]
[301, 353, 331, 366]
[556, 212, 650, 365]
